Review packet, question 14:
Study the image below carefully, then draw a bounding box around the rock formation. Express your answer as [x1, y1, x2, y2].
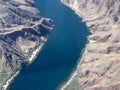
[61, 0, 120, 90]
[0, 0, 54, 89]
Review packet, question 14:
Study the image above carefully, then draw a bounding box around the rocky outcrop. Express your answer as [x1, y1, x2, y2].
[0, 0, 54, 89]
[61, 0, 120, 90]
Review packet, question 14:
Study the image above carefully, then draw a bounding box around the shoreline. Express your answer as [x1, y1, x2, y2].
[1, 38, 47, 90]
[2, 71, 20, 90]
[60, 43, 89, 90]
[29, 38, 47, 63]
[60, 1, 91, 90]
[60, 72, 77, 90]
[59, 40, 89, 90]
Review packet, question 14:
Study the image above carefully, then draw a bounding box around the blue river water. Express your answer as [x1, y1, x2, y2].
[9, 0, 89, 90]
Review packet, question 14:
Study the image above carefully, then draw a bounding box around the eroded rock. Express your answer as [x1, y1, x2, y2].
[0, 0, 54, 89]
[61, 0, 120, 90]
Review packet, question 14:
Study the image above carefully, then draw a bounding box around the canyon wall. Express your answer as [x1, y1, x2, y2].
[61, 0, 120, 90]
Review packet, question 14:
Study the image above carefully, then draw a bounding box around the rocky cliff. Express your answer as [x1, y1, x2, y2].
[61, 0, 120, 90]
[0, 0, 54, 89]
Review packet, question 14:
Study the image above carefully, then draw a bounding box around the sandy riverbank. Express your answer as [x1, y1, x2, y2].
[2, 71, 19, 90]
[60, 72, 78, 90]
[29, 43, 45, 62]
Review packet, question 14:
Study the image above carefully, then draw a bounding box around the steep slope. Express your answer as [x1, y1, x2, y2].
[0, 0, 54, 89]
[61, 0, 120, 90]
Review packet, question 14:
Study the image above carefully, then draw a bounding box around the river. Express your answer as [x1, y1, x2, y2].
[9, 0, 89, 90]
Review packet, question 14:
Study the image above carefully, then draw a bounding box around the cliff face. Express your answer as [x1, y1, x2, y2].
[0, 0, 54, 89]
[61, 0, 120, 90]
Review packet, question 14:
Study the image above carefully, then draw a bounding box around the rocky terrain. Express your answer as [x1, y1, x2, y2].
[61, 0, 120, 90]
[0, 0, 54, 89]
